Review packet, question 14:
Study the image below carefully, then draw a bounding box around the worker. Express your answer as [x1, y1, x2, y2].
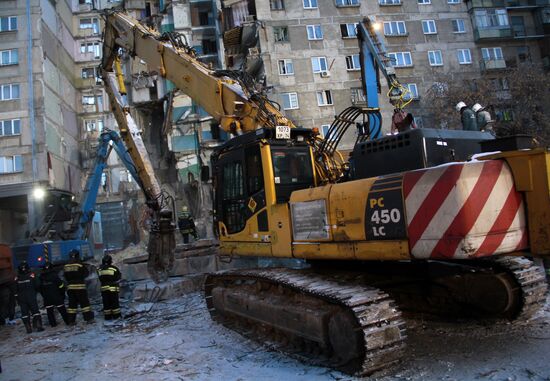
[0, 278, 16, 326]
[14, 261, 44, 334]
[39, 261, 69, 327]
[97, 254, 122, 320]
[472, 103, 494, 132]
[63, 249, 94, 324]
[456, 101, 478, 131]
[178, 206, 197, 244]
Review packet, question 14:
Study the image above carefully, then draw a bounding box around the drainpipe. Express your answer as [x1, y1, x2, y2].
[26, 0, 37, 181]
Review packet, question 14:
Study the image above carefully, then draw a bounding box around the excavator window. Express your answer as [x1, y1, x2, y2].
[271, 147, 314, 203]
[217, 144, 266, 234]
[221, 161, 246, 234]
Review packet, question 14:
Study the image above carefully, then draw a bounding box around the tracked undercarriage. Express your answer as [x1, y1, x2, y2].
[204, 256, 547, 376]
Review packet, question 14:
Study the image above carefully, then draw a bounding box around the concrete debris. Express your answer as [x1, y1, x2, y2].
[1, 294, 549, 380]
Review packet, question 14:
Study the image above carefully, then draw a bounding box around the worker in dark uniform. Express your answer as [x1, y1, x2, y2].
[97, 254, 122, 320]
[0, 279, 16, 326]
[456, 101, 478, 131]
[63, 249, 94, 324]
[39, 261, 69, 327]
[177, 206, 197, 244]
[14, 261, 44, 334]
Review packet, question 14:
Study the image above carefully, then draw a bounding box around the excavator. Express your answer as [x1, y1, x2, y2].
[101, 11, 549, 376]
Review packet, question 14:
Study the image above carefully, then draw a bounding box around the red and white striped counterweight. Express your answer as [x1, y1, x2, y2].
[403, 160, 527, 259]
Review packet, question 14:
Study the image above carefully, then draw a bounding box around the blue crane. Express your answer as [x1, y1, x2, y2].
[12, 130, 141, 268]
[357, 17, 412, 139]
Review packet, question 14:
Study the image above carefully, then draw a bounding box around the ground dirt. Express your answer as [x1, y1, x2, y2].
[1, 292, 549, 381]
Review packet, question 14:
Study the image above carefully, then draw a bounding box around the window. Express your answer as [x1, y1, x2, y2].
[448, 0, 460, 3]
[320, 124, 332, 139]
[303, 0, 318, 8]
[418, 0, 431, 4]
[475, 9, 509, 28]
[345, 54, 361, 70]
[452, 19, 465, 33]
[278, 59, 294, 75]
[281, 92, 299, 110]
[84, 119, 104, 132]
[0, 119, 21, 136]
[274, 26, 289, 42]
[316, 90, 333, 106]
[422, 20, 437, 34]
[0, 155, 23, 173]
[81, 67, 96, 78]
[220, 160, 245, 233]
[80, 42, 101, 58]
[496, 109, 514, 122]
[517, 46, 530, 62]
[0, 84, 20, 100]
[492, 78, 509, 91]
[306, 25, 323, 40]
[481, 47, 503, 61]
[379, 0, 401, 4]
[0, 17, 17, 32]
[0, 49, 18, 66]
[82, 94, 103, 108]
[311, 56, 328, 73]
[428, 50, 443, 66]
[403, 84, 418, 100]
[270, 0, 284, 10]
[245, 145, 264, 196]
[79, 0, 93, 4]
[79, 18, 100, 34]
[340, 23, 358, 38]
[350, 87, 366, 105]
[388, 52, 413, 67]
[120, 169, 133, 183]
[457, 49, 472, 64]
[336, 0, 359, 6]
[384, 21, 407, 36]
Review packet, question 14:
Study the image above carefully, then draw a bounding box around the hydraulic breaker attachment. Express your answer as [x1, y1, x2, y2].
[147, 209, 176, 282]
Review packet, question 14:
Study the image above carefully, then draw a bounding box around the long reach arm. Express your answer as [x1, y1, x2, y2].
[101, 11, 294, 135]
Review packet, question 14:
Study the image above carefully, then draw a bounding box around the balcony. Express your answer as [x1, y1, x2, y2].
[511, 25, 545, 38]
[505, 0, 550, 7]
[480, 58, 507, 70]
[75, 28, 100, 39]
[467, 0, 506, 9]
[125, 0, 145, 9]
[75, 77, 102, 89]
[76, 52, 101, 63]
[474, 26, 513, 40]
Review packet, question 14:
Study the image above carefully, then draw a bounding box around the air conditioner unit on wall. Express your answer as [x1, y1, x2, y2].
[320, 71, 331, 78]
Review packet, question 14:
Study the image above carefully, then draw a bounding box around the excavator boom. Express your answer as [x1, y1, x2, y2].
[101, 11, 293, 135]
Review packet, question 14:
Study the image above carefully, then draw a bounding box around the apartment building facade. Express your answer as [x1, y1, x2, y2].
[0, 0, 86, 242]
[221, 0, 549, 147]
[0, 0, 162, 246]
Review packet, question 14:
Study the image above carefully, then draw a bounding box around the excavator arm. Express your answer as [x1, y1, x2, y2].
[101, 10, 294, 135]
[100, 14, 177, 282]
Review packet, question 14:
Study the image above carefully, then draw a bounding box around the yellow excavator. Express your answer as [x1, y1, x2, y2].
[101, 11, 549, 376]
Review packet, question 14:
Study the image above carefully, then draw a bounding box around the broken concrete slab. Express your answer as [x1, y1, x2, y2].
[132, 274, 204, 301]
[122, 253, 219, 281]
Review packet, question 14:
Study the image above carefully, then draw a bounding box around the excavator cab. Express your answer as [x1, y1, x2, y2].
[213, 128, 315, 243]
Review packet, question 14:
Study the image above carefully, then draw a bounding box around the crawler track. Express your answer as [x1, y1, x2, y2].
[492, 256, 548, 320]
[204, 268, 406, 376]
